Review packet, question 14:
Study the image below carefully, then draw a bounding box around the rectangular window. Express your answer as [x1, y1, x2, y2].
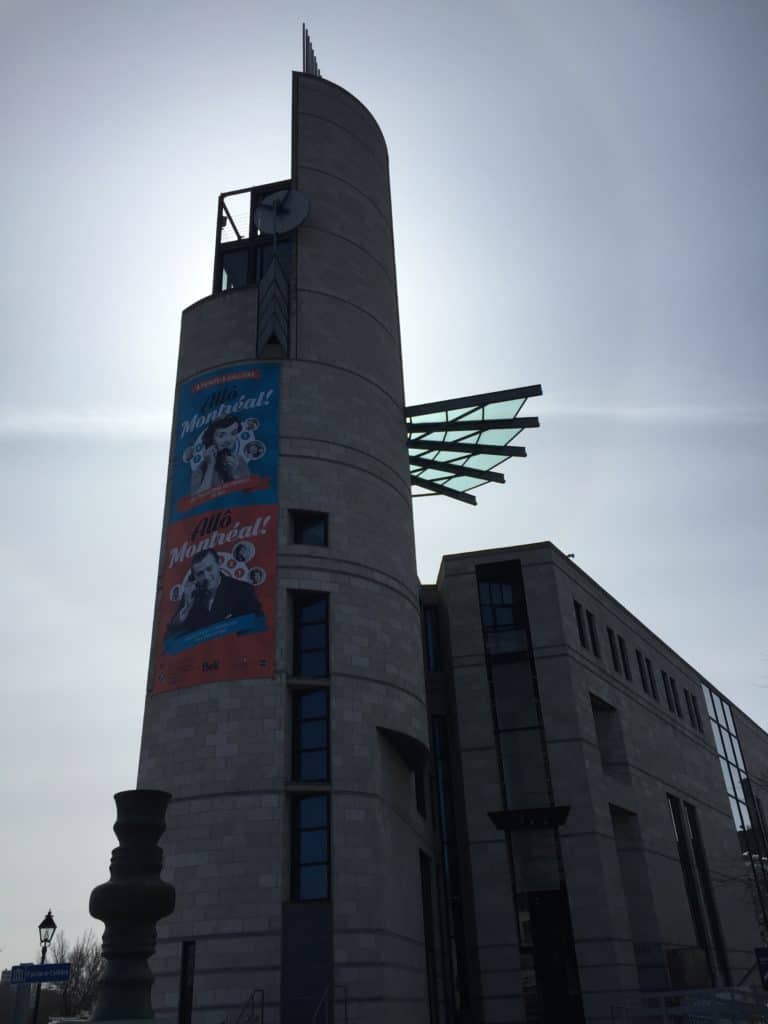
[586, 611, 601, 658]
[607, 627, 620, 672]
[573, 601, 587, 649]
[690, 693, 703, 732]
[178, 940, 196, 1024]
[292, 592, 329, 678]
[667, 794, 714, 984]
[291, 509, 328, 546]
[684, 689, 698, 729]
[684, 802, 731, 986]
[479, 577, 527, 654]
[291, 794, 330, 901]
[669, 676, 682, 716]
[220, 247, 249, 290]
[292, 689, 329, 782]
[661, 671, 675, 713]
[618, 635, 632, 680]
[422, 603, 443, 672]
[420, 852, 439, 1024]
[645, 657, 659, 701]
[636, 651, 649, 694]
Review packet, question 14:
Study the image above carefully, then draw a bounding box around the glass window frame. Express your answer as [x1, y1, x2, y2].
[618, 635, 632, 681]
[290, 509, 329, 547]
[586, 610, 601, 658]
[292, 688, 330, 783]
[573, 600, 587, 649]
[291, 794, 331, 902]
[607, 627, 621, 672]
[292, 591, 330, 678]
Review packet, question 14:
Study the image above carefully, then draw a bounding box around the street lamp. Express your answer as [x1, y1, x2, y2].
[32, 910, 56, 1024]
[38, 911, 56, 961]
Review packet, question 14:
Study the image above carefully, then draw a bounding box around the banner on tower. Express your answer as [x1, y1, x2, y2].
[150, 362, 280, 693]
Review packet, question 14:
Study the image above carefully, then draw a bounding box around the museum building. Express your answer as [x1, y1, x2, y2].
[135, 42, 768, 1024]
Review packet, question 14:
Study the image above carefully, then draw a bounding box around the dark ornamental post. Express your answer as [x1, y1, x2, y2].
[89, 790, 175, 1021]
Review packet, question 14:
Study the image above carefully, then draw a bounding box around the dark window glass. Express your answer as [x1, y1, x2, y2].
[291, 509, 328, 546]
[573, 601, 587, 648]
[669, 676, 682, 716]
[422, 603, 443, 673]
[490, 658, 538, 731]
[292, 794, 330, 901]
[690, 693, 703, 732]
[586, 611, 601, 658]
[618, 635, 632, 680]
[420, 852, 439, 1024]
[685, 802, 731, 986]
[220, 248, 249, 290]
[500, 731, 550, 809]
[662, 671, 675, 713]
[645, 658, 658, 700]
[607, 628, 620, 672]
[178, 941, 196, 1024]
[293, 689, 329, 782]
[298, 793, 328, 828]
[667, 794, 714, 984]
[636, 651, 649, 694]
[684, 689, 698, 729]
[479, 574, 528, 654]
[293, 592, 329, 677]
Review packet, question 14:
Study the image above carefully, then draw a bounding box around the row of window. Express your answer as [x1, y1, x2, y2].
[573, 599, 704, 731]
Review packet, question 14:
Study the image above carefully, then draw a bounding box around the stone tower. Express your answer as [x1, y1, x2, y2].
[137, 68, 433, 1024]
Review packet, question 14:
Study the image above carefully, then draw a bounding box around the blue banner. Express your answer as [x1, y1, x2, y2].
[169, 363, 279, 523]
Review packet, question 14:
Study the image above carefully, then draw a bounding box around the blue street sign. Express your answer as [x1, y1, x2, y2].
[757, 947, 768, 991]
[9, 963, 71, 984]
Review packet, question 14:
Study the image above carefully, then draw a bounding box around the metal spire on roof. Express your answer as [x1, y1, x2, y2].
[302, 23, 321, 77]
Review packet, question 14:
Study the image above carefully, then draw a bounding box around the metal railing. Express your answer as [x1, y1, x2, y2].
[611, 987, 768, 1023]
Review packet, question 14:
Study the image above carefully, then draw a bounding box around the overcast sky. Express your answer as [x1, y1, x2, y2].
[1, 0, 766, 971]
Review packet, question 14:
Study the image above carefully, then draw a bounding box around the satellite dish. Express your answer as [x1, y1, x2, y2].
[254, 189, 310, 236]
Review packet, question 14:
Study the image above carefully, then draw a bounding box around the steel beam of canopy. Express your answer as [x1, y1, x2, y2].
[410, 477, 478, 505]
[407, 417, 540, 433]
[404, 384, 542, 418]
[409, 456, 506, 484]
[409, 441, 527, 457]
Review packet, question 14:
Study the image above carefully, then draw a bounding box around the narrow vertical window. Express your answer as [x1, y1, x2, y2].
[684, 803, 731, 985]
[420, 852, 439, 1024]
[586, 611, 601, 658]
[667, 794, 714, 984]
[636, 651, 649, 694]
[422, 603, 443, 672]
[688, 688, 700, 729]
[618, 635, 632, 680]
[662, 671, 675, 713]
[292, 794, 330, 901]
[178, 940, 196, 1024]
[690, 693, 703, 732]
[669, 676, 683, 717]
[607, 627, 620, 672]
[293, 592, 329, 677]
[645, 658, 658, 701]
[292, 689, 329, 781]
[573, 601, 587, 649]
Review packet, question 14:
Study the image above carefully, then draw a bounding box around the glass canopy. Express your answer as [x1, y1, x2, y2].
[405, 386, 542, 505]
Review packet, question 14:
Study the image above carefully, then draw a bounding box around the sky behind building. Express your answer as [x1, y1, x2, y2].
[1, 0, 766, 971]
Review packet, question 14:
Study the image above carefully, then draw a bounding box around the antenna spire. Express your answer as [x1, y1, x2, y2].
[302, 23, 321, 77]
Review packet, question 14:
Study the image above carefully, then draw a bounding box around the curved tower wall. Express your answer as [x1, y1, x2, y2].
[137, 73, 432, 1024]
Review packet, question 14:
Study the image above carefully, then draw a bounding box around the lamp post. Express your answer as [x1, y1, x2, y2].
[32, 910, 56, 1024]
